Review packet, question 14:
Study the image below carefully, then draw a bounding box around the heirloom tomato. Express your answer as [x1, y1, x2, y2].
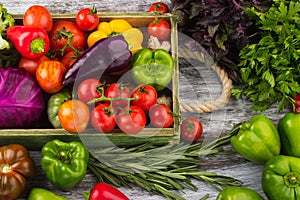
[49, 21, 86, 57]
[36, 60, 66, 93]
[131, 84, 157, 111]
[76, 7, 99, 31]
[23, 5, 53, 33]
[0, 144, 35, 200]
[148, 19, 170, 41]
[58, 99, 90, 133]
[116, 105, 146, 134]
[180, 117, 203, 142]
[91, 103, 116, 133]
[104, 83, 131, 109]
[77, 78, 103, 103]
[18, 55, 49, 77]
[149, 104, 173, 128]
[148, 2, 169, 14]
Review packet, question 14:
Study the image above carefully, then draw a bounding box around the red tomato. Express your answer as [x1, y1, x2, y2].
[131, 84, 157, 111]
[58, 99, 90, 133]
[49, 21, 86, 58]
[180, 117, 203, 142]
[76, 7, 100, 31]
[116, 105, 146, 134]
[23, 5, 53, 33]
[293, 94, 300, 113]
[89, 182, 129, 200]
[91, 103, 116, 133]
[148, 19, 171, 40]
[77, 78, 102, 103]
[60, 50, 82, 69]
[149, 104, 173, 128]
[36, 60, 66, 93]
[18, 55, 50, 77]
[104, 83, 131, 109]
[148, 2, 169, 14]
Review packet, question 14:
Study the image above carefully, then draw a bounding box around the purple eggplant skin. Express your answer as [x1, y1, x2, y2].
[62, 35, 132, 86]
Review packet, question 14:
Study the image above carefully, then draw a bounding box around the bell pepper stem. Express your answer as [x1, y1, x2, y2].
[57, 150, 73, 164]
[30, 38, 46, 54]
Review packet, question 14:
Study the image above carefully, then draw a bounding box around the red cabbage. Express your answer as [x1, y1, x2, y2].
[0, 67, 44, 128]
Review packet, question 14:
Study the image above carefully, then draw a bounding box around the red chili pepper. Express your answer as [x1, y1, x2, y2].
[6, 25, 50, 59]
[85, 182, 129, 200]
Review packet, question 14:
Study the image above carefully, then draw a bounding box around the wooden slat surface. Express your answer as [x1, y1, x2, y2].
[1, 1, 287, 199]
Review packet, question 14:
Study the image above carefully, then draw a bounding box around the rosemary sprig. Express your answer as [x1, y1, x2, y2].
[88, 125, 242, 199]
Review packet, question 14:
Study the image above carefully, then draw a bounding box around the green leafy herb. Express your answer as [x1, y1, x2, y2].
[88, 126, 242, 200]
[231, 0, 300, 111]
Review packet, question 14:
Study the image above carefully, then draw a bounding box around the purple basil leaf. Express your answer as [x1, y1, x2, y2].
[0, 67, 45, 128]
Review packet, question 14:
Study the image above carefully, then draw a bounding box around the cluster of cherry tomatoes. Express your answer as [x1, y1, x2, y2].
[59, 78, 174, 135]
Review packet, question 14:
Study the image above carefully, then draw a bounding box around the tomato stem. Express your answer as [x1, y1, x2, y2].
[0, 164, 12, 173]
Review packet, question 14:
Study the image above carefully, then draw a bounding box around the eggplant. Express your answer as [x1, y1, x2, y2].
[63, 35, 132, 86]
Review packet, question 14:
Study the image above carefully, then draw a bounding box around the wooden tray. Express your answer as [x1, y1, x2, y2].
[0, 12, 180, 150]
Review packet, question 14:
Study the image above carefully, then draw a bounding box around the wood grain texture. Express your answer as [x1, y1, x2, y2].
[1, 1, 285, 199]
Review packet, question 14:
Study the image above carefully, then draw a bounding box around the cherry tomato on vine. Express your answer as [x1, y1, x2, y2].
[49, 21, 86, 58]
[149, 104, 173, 128]
[148, 2, 169, 14]
[116, 105, 146, 134]
[23, 5, 53, 33]
[61, 50, 82, 69]
[148, 19, 170, 40]
[36, 60, 66, 93]
[58, 99, 90, 133]
[180, 117, 203, 142]
[76, 7, 100, 31]
[91, 103, 116, 133]
[104, 83, 131, 109]
[131, 84, 157, 111]
[18, 55, 50, 77]
[77, 78, 103, 103]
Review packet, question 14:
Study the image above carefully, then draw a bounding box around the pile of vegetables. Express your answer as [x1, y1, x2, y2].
[3, 1, 300, 199]
[226, 111, 300, 200]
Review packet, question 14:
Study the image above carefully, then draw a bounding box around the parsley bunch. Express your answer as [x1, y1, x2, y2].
[231, 0, 300, 111]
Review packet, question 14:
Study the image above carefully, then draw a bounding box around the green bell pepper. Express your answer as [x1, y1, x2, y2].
[47, 89, 72, 128]
[216, 186, 264, 200]
[131, 48, 174, 91]
[262, 155, 300, 200]
[230, 114, 281, 164]
[28, 187, 68, 200]
[278, 112, 300, 157]
[41, 139, 89, 191]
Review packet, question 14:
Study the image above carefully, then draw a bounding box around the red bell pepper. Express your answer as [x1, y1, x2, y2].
[6, 25, 50, 59]
[84, 182, 129, 200]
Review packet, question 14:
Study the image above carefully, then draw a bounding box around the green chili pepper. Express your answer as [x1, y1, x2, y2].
[47, 89, 72, 128]
[262, 155, 300, 200]
[28, 187, 68, 200]
[131, 48, 174, 91]
[230, 114, 281, 164]
[278, 112, 300, 157]
[41, 139, 89, 191]
[216, 186, 264, 200]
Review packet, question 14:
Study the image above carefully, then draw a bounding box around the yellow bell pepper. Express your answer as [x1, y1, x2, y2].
[87, 19, 143, 54]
